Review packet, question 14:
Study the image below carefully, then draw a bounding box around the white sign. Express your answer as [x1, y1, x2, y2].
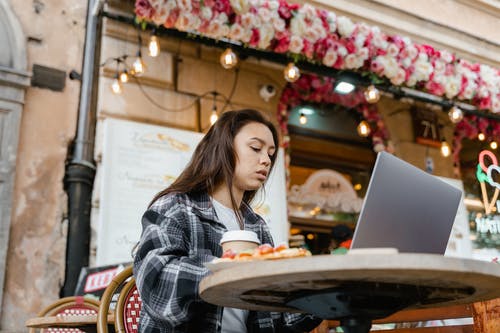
[96, 118, 203, 265]
[96, 118, 288, 265]
[438, 177, 473, 259]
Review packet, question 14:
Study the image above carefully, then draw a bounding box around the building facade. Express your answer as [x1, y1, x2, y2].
[1, 0, 499, 331]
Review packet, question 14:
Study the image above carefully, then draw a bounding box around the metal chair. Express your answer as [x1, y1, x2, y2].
[97, 265, 141, 333]
[28, 296, 101, 333]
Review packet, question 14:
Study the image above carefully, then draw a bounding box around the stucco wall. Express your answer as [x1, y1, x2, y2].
[2, 0, 86, 331]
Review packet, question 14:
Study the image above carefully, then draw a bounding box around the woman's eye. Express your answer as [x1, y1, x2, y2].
[251, 147, 261, 152]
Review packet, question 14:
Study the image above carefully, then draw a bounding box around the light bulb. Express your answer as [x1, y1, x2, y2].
[490, 141, 498, 150]
[132, 57, 145, 76]
[440, 139, 451, 157]
[111, 75, 122, 94]
[148, 35, 160, 57]
[478, 133, 486, 141]
[210, 109, 218, 125]
[334, 81, 356, 94]
[119, 70, 129, 83]
[364, 85, 380, 103]
[283, 62, 300, 82]
[448, 106, 463, 123]
[220, 48, 238, 69]
[299, 112, 307, 125]
[357, 120, 371, 137]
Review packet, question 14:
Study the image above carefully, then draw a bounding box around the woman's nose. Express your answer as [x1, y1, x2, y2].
[261, 154, 271, 165]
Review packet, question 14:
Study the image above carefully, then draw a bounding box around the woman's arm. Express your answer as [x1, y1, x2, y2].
[134, 208, 216, 327]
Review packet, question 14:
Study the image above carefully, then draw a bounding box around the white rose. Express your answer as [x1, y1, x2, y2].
[354, 33, 366, 48]
[268, 0, 279, 11]
[327, 12, 337, 33]
[337, 16, 355, 37]
[290, 14, 307, 36]
[201, 6, 212, 20]
[229, 23, 245, 41]
[258, 23, 275, 49]
[229, 0, 250, 15]
[386, 43, 399, 57]
[491, 97, 500, 113]
[390, 68, 406, 85]
[289, 35, 304, 54]
[272, 17, 285, 32]
[177, 0, 192, 11]
[241, 13, 256, 28]
[258, 7, 272, 23]
[444, 76, 460, 99]
[322, 48, 338, 67]
[344, 54, 359, 69]
[407, 75, 417, 87]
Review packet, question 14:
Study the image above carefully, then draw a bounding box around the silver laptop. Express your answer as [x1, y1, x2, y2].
[350, 151, 462, 254]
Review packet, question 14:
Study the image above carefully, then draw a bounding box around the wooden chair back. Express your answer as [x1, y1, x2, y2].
[114, 277, 142, 333]
[28, 296, 100, 333]
[97, 265, 137, 333]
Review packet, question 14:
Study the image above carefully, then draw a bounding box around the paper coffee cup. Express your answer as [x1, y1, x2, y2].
[220, 230, 260, 253]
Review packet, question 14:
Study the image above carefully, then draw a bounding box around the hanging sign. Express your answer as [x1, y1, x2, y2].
[411, 107, 441, 148]
[475, 150, 500, 235]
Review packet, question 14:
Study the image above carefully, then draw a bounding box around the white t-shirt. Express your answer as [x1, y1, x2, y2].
[211, 198, 248, 333]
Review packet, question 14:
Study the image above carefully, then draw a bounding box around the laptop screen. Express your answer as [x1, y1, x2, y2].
[350, 152, 462, 254]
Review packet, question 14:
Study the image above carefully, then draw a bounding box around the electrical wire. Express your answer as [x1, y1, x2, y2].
[130, 74, 233, 113]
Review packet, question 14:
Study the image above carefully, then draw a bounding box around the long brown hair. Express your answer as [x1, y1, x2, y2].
[150, 109, 279, 221]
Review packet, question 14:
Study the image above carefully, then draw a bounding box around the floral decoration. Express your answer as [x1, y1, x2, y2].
[277, 73, 393, 186]
[135, 0, 500, 114]
[453, 115, 500, 168]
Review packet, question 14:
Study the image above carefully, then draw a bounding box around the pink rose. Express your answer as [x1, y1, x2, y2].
[135, 0, 155, 18]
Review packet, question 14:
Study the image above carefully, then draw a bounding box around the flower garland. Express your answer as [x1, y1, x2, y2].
[453, 115, 500, 172]
[135, 0, 500, 113]
[277, 74, 393, 186]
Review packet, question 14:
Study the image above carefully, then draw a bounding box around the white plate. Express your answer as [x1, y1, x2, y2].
[204, 260, 253, 272]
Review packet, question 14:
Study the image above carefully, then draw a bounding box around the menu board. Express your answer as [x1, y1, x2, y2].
[96, 118, 288, 265]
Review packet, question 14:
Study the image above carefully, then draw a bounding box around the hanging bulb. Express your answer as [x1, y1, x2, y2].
[490, 141, 498, 150]
[448, 106, 463, 123]
[357, 120, 371, 137]
[119, 70, 129, 83]
[440, 139, 451, 157]
[283, 62, 300, 82]
[478, 133, 486, 141]
[299, 112, 307, 125]
[210, 108, 218, 125]
[111, 74, 122, 94]
[364, 85, 380, 103]
[220, 48, 238, 69]
[148, 35, 160, 57]
[132, 52, 146, 76]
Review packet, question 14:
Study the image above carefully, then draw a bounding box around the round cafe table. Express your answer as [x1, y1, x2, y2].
[199, 253, 500, 333]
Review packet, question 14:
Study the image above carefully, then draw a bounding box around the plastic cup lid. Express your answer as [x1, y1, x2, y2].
[220, 230, 261, 245]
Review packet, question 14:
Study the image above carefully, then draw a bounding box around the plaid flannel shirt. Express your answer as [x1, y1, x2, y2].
[133, 191, 321, 333]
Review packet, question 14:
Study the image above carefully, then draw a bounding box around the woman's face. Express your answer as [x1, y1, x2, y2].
[232, 122, 276, 196]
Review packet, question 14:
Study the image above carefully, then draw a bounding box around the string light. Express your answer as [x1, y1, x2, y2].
[119, 70, 129, 83]
[111, 74, 122, 94]
[491, 141, 498, 150]
[357, 120, 371, 137]
[283, 62, 300, 82]
[148, 34, 160, 57]
[132, 51, 146, 76]
[364, 85, 380, 103]
[299, 112, 307, 125]
[478, 133, 486, 141]
[210, 108, 218, 125]
[440, 139, 451, 157]
[220, 48, 238, 69]
[448, 106, 464, 123]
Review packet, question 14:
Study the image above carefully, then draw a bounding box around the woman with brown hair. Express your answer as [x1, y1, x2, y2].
[133, 109, 320, 332]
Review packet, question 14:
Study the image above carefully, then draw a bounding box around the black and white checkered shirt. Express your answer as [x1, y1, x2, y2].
[133, 191, 320, 332]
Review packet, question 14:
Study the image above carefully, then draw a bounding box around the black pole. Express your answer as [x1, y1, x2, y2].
[61, 0, 102, 297]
